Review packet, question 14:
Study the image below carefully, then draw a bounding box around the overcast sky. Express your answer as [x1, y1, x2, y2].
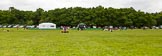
[0, 0, 162, 13]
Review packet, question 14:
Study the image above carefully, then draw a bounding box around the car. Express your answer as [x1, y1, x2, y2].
[13, 25, 19, 28]
[160, 25, 162, 29]
[26, 25, 35, 28]
[0, 25, 3, 28]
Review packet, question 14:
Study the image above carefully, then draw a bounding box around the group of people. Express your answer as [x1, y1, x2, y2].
[61, 26, 69, 33]
[61, 25, 86, 33]
[103, 26, 114, 32]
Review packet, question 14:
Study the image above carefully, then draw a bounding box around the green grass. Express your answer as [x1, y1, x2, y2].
[0, 28, 162, 56]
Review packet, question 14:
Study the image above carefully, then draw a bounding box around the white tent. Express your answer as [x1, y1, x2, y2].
[38, 23, 56, 29]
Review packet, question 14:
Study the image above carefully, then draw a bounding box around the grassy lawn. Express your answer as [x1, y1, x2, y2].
[0, 28, 162, 56]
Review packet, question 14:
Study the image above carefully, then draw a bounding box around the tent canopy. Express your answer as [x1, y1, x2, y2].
[78, 23, 86, 26]
[38, 23, 56, 29]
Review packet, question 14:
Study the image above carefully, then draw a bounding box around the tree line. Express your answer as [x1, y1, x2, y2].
[0, 6, 162, 28]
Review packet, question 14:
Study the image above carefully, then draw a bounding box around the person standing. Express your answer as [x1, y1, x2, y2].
[109, 25, 113, 32]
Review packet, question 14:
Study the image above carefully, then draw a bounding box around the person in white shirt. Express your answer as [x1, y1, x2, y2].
[109, 26, 113, 32]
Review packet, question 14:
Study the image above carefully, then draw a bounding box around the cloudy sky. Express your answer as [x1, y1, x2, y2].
[0, 0, 162, 13]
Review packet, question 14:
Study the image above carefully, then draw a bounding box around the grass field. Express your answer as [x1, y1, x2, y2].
[0, 28, 162, 56]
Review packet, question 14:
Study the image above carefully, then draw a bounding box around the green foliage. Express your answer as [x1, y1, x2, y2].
[0, 6, 162, 27]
